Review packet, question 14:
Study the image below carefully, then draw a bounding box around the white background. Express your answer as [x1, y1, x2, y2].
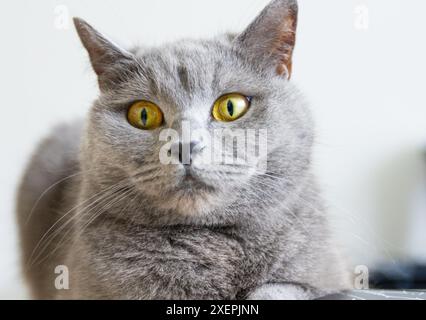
[1, 0, 426, 298]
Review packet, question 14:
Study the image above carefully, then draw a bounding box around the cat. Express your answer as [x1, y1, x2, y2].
[17, 0, 350, 299]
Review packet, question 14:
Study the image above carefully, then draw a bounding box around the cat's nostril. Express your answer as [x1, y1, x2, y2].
[189, 142, 198, 154]
[174, 142, 187, 164]
[179, 142, 193, 165]
[178, 142, 184, 164]
[172, 141, 203, 165]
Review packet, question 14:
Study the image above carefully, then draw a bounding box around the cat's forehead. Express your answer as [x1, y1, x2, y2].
[134, 37, 237, 76]
[127, 37, 245, 106]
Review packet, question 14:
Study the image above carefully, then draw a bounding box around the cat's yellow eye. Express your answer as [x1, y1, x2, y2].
[127, 101, 163, 130]
[212, 93, 250, 122]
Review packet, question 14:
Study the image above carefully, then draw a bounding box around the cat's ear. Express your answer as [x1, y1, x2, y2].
[234, 0, 298, 79]
[73, 18, 134, 89]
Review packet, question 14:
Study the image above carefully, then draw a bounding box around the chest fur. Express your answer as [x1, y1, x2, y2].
[81, 225, 264, 299]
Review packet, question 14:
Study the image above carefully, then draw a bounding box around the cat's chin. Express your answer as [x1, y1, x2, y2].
[157, 189, 221, 216]
[140, 177, 223, 216]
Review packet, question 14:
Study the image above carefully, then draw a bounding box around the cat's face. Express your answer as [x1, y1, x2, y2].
[76, 0, 313, 216]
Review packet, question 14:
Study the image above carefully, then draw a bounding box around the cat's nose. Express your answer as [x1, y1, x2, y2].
[172, 141, 204, 165]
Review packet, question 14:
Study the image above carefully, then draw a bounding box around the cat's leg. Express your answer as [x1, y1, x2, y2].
[246, 283, 319, 300]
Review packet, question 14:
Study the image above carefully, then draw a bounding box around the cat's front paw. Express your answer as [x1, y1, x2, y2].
[247, 284, 313, 300]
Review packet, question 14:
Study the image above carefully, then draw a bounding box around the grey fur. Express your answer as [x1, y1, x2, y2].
[17, 0, 350, 300]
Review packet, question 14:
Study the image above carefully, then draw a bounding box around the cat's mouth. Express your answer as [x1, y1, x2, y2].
[177, 167, 216, 192]
[132, 165, 228, 214]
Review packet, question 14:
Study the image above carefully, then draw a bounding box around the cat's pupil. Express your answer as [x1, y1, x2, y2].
[227, 100, 234, 117]
[141, 108, 148, 126]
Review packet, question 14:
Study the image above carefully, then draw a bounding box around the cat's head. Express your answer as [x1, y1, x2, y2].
[75, 0, 314, 218]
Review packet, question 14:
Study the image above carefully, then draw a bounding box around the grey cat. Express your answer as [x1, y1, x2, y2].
[17, 0, 350, 299]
